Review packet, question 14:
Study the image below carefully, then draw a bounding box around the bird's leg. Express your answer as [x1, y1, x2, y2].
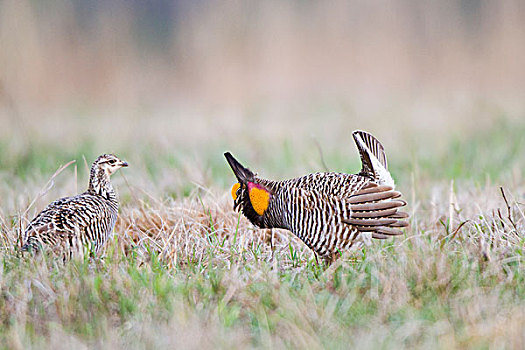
[329, 251, 339, 265]
[269, 229, 274, 261]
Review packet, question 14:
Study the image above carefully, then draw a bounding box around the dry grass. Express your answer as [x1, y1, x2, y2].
[1, 122, 525, 348]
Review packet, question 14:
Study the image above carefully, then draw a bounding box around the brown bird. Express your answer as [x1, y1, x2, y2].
[225, 130, 408, 262]
[22, 154, 128, 260]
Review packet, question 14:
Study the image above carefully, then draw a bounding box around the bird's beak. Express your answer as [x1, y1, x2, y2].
[120, 161, 129, 167]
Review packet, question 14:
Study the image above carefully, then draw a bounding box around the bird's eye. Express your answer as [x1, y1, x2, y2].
[236, 187, 241, 197]
[109, 159, 116, 165]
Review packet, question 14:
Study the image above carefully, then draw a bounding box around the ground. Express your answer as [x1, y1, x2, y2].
[0, 114, 524, 349]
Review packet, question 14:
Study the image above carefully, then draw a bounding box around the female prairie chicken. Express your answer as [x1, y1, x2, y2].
[225, 130, 409, 261]
[22, 154, 128, 259]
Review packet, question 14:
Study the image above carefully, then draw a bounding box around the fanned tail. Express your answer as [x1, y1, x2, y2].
[352, 130, 394, 187]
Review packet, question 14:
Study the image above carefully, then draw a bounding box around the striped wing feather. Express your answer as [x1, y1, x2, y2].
[279, 176, 408, 259]
[23, 194, 117, 257]
[344, 183, 408, 239]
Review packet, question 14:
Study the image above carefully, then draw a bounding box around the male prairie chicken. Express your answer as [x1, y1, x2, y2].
[22, 154, 128, 259]
[225, 130, 409, 261]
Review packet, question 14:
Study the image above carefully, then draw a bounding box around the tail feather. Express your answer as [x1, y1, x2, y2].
[352, 130, 394, 187]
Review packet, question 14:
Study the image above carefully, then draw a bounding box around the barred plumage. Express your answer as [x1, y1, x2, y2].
[22, 154, 128, 259]
[225, 130, 409, 261]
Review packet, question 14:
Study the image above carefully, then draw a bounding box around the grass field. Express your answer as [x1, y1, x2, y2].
[0, 114, 524, 349]
[1, 2, 525, 348]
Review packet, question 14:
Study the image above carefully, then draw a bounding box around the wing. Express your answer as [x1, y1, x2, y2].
[23, 222, 78, 253]
[23, 194, 101, 252]
[282, 180, 408, 259]
[280, 172, 370, 199]
[342, 182, 408, 239]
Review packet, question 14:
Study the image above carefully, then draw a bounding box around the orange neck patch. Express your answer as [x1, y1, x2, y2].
[248, 182, 270, 216]
[231, 183, 240, 200]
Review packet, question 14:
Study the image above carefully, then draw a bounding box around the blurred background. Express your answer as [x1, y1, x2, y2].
[0, 0, 524, 197]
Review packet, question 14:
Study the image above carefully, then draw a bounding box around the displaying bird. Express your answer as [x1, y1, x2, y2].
[22, 154, 128, 260]
[225, 130, 408, 262]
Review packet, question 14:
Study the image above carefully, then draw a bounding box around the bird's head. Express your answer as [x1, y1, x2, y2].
[93, 154, 129, 176]
[224, 152, 272, 226]
[88, 154, 128, 197]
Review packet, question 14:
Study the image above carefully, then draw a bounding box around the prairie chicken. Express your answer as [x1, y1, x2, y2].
[225, 130, 409, 261]
[22, 154, 128, 259]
